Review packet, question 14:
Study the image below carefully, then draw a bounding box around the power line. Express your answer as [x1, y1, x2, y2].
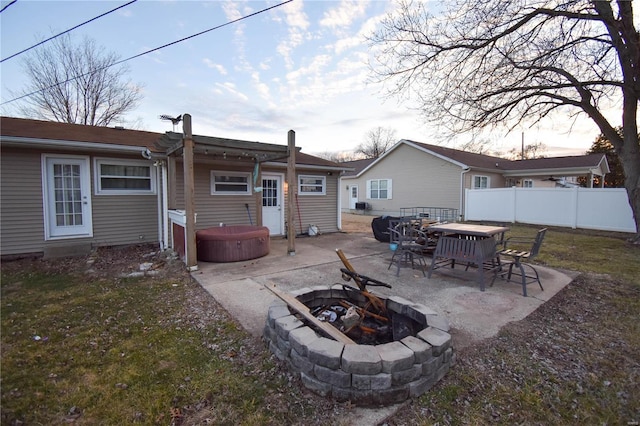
[0, 0, 18, 14]
[1, 0, 293, 106]
[1, 0, 138, 63]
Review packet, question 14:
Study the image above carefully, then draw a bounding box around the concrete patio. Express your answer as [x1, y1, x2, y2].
[191, 231, 574, 349]
[190, 231, 574, 424]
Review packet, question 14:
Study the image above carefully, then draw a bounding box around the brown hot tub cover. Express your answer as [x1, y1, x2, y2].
[196, 225, 270, 263]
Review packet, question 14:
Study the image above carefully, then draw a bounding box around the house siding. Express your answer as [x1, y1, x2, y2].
[343, 144, 463, 216]
[291, 171, 339, 234]
[172, 160, 340, 234]
[0, 149, 47, 255]
[91, 194, 158, 245]
[0, 147, 159, 256]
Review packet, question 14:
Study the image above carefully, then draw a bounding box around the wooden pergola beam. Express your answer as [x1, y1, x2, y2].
[182, 114, 197, 271]
[157, 116, 300, 268]
[287, 130, 296, 255]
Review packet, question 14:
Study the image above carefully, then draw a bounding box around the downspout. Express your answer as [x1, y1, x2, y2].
[156, 162, 163, 251]
[146, 149, 166, 251]
[337, 171, 343, 231]
[460, 166, 470, 221]
[161, 161, 169, 250]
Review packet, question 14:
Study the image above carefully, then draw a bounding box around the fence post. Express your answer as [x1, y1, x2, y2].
[511, 187, 517, 223]
[571, 187, 579, 229]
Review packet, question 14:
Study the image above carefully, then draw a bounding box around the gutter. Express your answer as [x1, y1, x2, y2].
[460, 166, 470, 220]
[0, 135, 157, 155]
[261, 161, 352, 173]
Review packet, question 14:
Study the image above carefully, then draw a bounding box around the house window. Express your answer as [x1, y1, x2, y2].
[95, 159, 154, 194]
[367, 179, 392, 199]
[473, 175, 489, 189]
[523, 179, 533, 188]
[211, 171, 251, 195]
[298, 175, 326, 195]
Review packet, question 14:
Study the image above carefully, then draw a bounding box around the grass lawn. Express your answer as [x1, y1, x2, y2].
[0, 252, 337, 425]
[1, 225, 639, 425]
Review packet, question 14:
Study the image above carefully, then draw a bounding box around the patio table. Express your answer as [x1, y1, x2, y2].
[426, 222, 509, 239]
[426, 223, 509, 291]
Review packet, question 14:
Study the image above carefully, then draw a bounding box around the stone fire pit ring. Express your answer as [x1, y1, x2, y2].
[263, 285, 455, 406]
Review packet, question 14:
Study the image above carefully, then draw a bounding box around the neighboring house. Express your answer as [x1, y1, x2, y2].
[341, 139, 609, 218]
[0, 116, 349, 259]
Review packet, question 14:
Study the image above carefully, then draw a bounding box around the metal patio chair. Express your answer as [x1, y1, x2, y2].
[494, 228, 547, 296]
[387, 218, 428, 276]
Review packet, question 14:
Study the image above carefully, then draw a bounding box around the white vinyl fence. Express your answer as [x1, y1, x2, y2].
[465, 187, 637, 234]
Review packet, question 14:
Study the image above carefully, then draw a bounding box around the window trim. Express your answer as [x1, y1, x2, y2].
[472, 175, 490, 189]
[366, 178, 392, 200]
[298, 174, 326, 196]
[94, 158, 155, 195]
[523, 179, 534, 188]
[210, 170, 252, 195]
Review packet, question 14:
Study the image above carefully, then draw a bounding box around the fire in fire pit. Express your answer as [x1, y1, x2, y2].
[263, 250, 455, 406]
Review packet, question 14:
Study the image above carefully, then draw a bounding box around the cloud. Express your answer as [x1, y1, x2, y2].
[203, 59, 228, 75]
[281, 0, 310, 30]
[275, 0, 310, 69]
[251, 71, 273, 105]
[215, 82, 249, 102]
[285, 54, 332, 82]
[320, 0, 369, 29]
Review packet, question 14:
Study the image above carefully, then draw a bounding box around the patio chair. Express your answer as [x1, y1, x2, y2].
[387, 219, 428, 276]
[494, 228, 547, 296]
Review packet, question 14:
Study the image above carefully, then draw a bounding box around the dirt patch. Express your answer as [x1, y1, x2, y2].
[341, 213, 375, 234]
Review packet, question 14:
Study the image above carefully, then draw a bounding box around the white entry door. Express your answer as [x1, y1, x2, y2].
[261, 173, 283, 235]
[43, 155, 93, 239]
[349, 184, 359, 209]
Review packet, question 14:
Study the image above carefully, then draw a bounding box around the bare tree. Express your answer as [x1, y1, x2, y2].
[314, 150, 361, 162]
[356, 127, 397, 159]
[17, 34, 142, 126]
[505, 142, 548, 160]
[370, 0, 640, 241]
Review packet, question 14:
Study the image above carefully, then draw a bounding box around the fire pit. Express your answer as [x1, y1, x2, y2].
[263, 278, 454, 406]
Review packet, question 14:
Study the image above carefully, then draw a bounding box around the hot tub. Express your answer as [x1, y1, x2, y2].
[196, 225, 270, 263]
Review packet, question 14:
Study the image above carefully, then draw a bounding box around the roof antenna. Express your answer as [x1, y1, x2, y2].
[159, 114, 183, 132]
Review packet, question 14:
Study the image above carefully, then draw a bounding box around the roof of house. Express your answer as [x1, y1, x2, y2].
[0, 116, 347, 170]
[343, 139, 607, 177]
[0, 116, 160, 150]
[340, 158, 376, 176]
[500, 153, 606, 171]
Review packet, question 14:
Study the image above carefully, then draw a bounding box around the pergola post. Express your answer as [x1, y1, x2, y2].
[183, 114, 198, 270]
[254, 162, 263, 226]
[287, 130, 296, 255]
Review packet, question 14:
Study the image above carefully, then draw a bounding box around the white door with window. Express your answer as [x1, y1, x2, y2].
[261, 173, 283, 235]
[349, 185, 358, 209]
[43, 155, 93, 239]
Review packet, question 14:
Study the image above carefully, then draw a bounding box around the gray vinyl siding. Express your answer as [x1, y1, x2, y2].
[0, 148, 159, 256]
[172, 162, 259, 229]
[91, 154, 159, 246]
[172, 161, 340, 234]
[91, 195, 158, 246]
[293, 172, 339, 234]
[344, 143, 463, 217]
[0, 149, 47, 255]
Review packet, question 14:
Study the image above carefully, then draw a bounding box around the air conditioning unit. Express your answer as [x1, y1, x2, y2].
[355, 202, 371, 211]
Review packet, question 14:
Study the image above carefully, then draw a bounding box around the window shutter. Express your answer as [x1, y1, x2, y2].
[386, 179, 392, 199]
[366, 180, 371, 199]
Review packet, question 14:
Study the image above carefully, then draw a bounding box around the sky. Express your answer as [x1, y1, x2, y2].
[0, 0, 608, 158]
